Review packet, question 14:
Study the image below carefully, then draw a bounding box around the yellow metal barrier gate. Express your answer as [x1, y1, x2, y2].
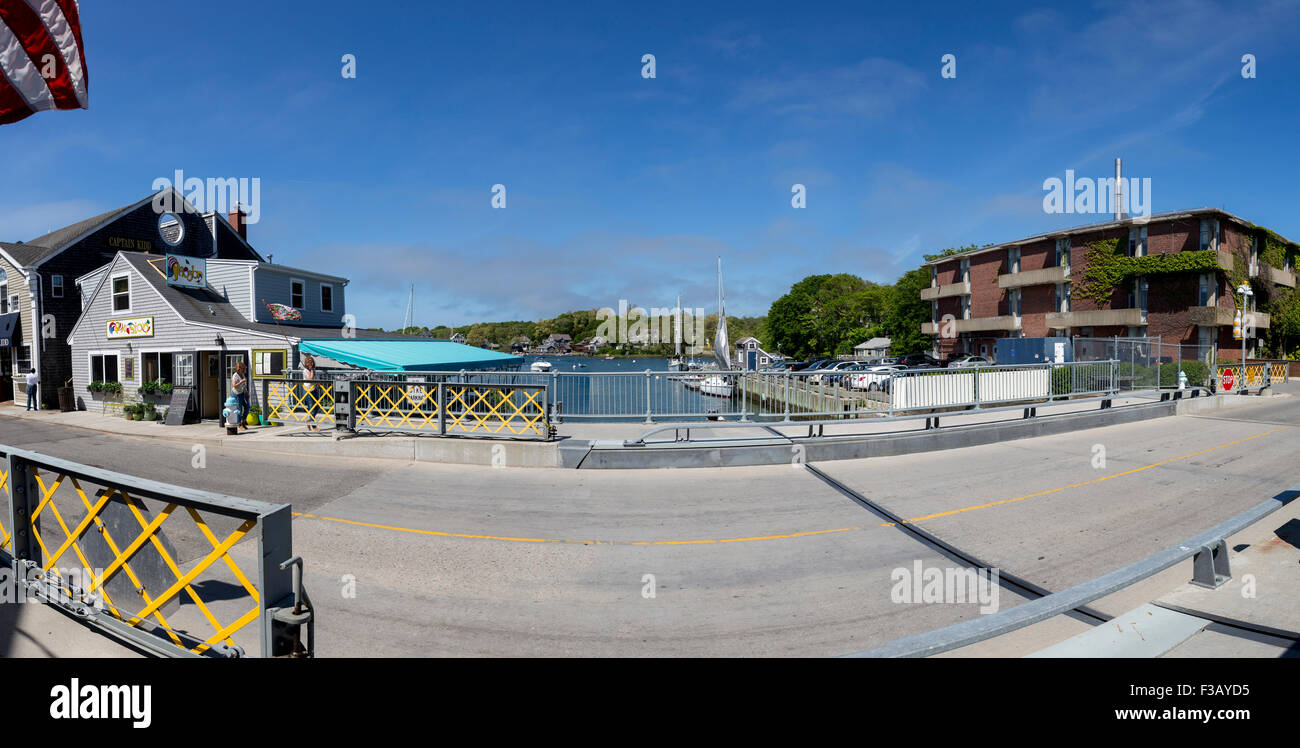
[264, 378, 335, 427]
[351, 380, 551, 439]
[1214, 361, 1288, 393]
[3, 446, 312, 658]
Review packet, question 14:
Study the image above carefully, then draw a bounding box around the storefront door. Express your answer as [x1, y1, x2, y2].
[173, 350, 197, 422]
[199, 350, 221, 419]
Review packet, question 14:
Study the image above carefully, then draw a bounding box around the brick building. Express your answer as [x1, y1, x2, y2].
[920, 209, 1297, 363]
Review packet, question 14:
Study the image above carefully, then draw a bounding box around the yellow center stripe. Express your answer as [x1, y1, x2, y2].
[291, 425, 1292, 546]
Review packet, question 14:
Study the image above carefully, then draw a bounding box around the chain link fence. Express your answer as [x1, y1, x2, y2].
[1072, 337, 1216, 390]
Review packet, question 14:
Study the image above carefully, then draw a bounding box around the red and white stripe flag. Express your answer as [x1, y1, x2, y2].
[0, 0, 88, 125]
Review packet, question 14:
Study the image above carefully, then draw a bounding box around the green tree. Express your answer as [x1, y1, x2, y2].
[767, 274, 879, 358]
[882, 267, 931, 355]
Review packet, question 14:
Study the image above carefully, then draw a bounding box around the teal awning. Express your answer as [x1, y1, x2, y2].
[297, 339, 524, 371]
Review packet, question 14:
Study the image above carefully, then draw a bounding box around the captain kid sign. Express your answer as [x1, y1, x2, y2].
[165, 254, 206, 289]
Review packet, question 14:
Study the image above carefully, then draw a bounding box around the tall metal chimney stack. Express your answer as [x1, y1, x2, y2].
[1114, 158, 1125, 221]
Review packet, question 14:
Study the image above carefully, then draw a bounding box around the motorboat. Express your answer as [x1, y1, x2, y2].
[530, 361, 552, 373]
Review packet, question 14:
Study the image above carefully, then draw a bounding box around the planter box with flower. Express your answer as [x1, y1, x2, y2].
[137, 379, 174, 402]
[88, 380, 123, 399]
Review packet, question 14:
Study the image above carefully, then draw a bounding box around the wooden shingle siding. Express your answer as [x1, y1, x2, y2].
[70, 255, 287, 413]
[252, 266, 345, 326]
[206, 261, 255, 319]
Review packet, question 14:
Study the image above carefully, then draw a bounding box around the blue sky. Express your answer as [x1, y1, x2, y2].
[3, 0, 1299, 328]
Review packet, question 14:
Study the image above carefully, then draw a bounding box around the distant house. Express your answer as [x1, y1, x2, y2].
[733, 336, 783, 369]
[484, 341, 500, 349]
[510, 335, 531, 353]
[576, 335, 607, 353]
[854, 337, 892, 358]
[449, 332, 467, 344]
[541, 333, 572, 353]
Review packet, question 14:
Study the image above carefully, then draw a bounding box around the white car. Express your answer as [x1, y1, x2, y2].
[948, 355, 991, 369]
[850, 365, 904, 391]
[807, 361, 858, 385]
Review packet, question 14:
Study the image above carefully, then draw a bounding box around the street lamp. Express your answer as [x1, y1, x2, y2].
[1236, 282, 1253, 392]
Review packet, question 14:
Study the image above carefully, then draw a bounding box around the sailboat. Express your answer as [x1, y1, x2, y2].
[700, 258, 734, 398]
[668, 294, 685, 371]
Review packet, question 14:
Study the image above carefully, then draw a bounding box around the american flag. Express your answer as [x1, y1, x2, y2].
[0, 0, 88, 126]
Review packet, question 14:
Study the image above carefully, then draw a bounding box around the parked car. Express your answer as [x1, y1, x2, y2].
[850, 364, 904, 391]
[823, 362, 870, 385]
[808, 360, 859, 384]
[948, 355, 992, 369]
[897, 353, 943, 368]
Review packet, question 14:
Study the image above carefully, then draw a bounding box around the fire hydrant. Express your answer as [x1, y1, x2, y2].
[1178, 369, 1187, 391]
[222, 395, 241, 435]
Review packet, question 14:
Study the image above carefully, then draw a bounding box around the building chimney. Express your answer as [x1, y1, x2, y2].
[227, 206, 247, 240]
[1114, 158, 1125, 222]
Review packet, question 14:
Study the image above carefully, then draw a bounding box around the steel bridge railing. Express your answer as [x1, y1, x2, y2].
[846, 481, 1299, 658]
[2, 445, 312, 658]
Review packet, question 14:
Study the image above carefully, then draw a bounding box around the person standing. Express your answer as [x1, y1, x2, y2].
[302, 354, 320, 432]
[24, 368, 38, 411]
[231, 361, 250, 431]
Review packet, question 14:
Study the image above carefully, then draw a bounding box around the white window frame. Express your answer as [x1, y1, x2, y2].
[319, 283, 334, 313]
[140, 348, 180, 385]
[110, 273, 132, 314]
[290, 278, 305, 310]
[88, 349, 121, 384]
[51, 274, 64, 298]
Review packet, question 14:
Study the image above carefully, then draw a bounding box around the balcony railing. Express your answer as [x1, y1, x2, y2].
[998, 265, 1069, 289]
[919, 281, 969, 301]
[1045, 308, 1145, 328]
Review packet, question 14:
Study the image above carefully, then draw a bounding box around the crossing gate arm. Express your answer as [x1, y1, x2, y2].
[3, 445, 311, 658]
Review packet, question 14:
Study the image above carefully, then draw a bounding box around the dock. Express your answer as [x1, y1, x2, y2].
[735, 373, 888, 416]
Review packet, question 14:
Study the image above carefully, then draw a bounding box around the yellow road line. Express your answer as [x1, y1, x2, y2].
[292, 425, 1292, 546]
[886, 425, 1291, 527]
[292, 511, 861, 546]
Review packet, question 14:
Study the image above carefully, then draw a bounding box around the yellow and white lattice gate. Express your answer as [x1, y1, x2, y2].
[2, 446, 312, 658]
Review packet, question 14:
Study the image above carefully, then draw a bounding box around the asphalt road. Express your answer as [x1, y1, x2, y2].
[1, 393, 1296, 657]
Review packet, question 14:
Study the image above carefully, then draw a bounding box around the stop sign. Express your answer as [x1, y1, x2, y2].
[1223, 367, 1235, 391]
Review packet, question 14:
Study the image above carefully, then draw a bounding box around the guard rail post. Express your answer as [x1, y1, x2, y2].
[437, 382, 447, 435]
[6, 452, 39, 565]
[644, 370, 652, 424]
[784, 370, 791, 422]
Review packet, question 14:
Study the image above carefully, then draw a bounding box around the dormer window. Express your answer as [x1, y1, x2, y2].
[290, 278, 305, 309]
[320, 284, 334, 313]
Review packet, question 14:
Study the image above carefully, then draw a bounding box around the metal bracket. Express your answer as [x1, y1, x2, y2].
[1189, 539, 1231, 589]
[266, 556, 314, 657]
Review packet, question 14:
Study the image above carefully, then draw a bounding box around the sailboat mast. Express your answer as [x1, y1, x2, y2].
[675, 293, 682, 356]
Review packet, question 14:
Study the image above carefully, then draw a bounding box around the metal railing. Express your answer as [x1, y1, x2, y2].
[350, 379, 550, 439]
[2, 445, 311, 658]
[846, 481, 1299, 657]
[1212, 360, 1288, 393]
[263, 378, 335, 427]
[262, 361, 1161, 425]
